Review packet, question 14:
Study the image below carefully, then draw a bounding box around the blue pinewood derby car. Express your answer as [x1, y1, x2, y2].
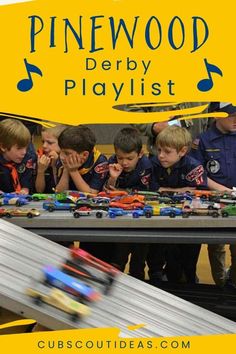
[43, 200, 76, 212]
[0, 196, 29, 206]
[0, 192, 32, 201]
[43, 265, 100, 302]
[143, 205, 182, 218]
[108, 207, 144, 218]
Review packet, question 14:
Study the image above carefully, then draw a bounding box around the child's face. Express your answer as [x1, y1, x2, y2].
[2, 144, 27, 163]
[60, 148, 88, 166]
[115, 149, 142, 172]
[41, 131, 60, 155]
[215, 114, 236, 133]
[157, 145, 187, 168]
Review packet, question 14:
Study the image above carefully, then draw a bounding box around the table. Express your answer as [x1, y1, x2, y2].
[5, 202, 236, 243]
[1, 218, 236, 336]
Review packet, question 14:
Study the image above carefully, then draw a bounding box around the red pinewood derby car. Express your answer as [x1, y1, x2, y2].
[70, 247, 120, 282]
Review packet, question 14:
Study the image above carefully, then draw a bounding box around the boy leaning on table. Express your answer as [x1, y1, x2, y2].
[150, 125, 208, 284]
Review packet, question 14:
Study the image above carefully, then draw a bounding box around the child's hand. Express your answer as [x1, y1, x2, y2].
[38, 154, 51, 172]
[108, 163, 123, 179]
[66, 153, 83, 172]
[48, 151, 59, 166]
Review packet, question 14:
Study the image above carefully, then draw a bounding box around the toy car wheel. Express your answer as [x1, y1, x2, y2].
[132, 212, 140, 218]
[73, 212, 80, 218]
[69, 207, 75, 212]
[96, 212, 103, 218]
[71, 312, 80, 322]
[109, 212, 116, 219]
[48, 206, 54, 212]
[33, 295, 43, 305]
[212, 211, 219, 218]
[27, 212, 33, 218]
[145, 211, 152, 218]
[222, 211, 229, 217]
[169, 212, 176, 218]
[16, 200, 22, 207]
[208, 205, 213, 210]
[5, 213, 12, 218]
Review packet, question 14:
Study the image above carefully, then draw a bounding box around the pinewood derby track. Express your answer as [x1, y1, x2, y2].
[1, 219, 236, 337]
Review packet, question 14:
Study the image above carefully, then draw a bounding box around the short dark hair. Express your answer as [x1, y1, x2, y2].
[114, 127, 142, 154]
[58, 125, 96, 153]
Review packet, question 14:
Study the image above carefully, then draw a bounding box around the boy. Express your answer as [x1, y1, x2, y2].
[107, 127, 155, 280]
[0, 119, 36, 194]
[191, 102, 236, 288]
[56, 125, 108, 193]
[36, 124, 67, 193]
[151, 125, 208, 283]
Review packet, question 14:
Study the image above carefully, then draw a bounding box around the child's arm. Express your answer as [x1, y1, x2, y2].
[69, 169, 98, 193]
[207, 178, 232, 192]
[35, 155, 50, 193]
[105, 163, 123, 190]
[55, 167, 69, 192]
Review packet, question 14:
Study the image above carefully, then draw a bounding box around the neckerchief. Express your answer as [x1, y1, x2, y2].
[37, 147, 44, 158]
[3, 162, 21, 192]
[78, 147, 101, 175]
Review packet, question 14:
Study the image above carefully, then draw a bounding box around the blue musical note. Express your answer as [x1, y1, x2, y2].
[197, 58, 223, 92]
[17, 58, 43, 92]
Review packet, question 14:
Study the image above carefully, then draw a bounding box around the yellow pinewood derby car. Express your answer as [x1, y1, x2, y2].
[26, 282, 90, 321]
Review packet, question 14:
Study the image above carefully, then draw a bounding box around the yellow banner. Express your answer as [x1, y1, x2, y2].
[1, 327, 236, 354]
[0, 0, 236, 124]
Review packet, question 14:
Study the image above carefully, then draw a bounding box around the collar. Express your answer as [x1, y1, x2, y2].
[78, 147, 101, 175]
[154, 155, 186, 171]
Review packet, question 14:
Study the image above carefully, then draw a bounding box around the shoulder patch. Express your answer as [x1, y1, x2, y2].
[186, 165, 204, 183]
[141, 173, 151, 185]
[94, 162, 108, 174]
[25, 159, 36, 169]
[191, 138, 200, 150]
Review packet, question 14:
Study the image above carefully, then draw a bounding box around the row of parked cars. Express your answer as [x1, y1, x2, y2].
[1, 190, 236, 219]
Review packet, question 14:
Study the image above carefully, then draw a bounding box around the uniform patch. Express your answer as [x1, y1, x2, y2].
[17, 163, 26, 173]
[25, 159, 34, 169]
[141, 174, 151, 185]
[94, 162, 109, 174]
[186, 165, 204, 182]
[206, 159, 220, 174]
[191, 138, 200, 150]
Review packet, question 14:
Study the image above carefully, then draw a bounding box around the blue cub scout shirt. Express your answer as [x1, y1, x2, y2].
[68, 152, 108, 192]
[150, 154, 208, 189]
[108, 155, 155, 191]
[0, 144, 37, 193]
[190, 123, 236, 188]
